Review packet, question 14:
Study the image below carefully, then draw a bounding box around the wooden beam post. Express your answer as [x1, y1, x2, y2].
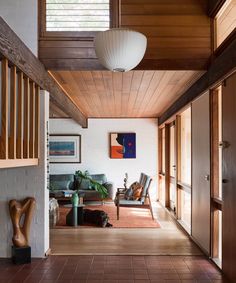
[0, 58, 9, 159]
[9, 65, 17, 159]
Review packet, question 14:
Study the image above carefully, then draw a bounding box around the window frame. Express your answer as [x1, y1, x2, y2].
[38, 0, 120, 39]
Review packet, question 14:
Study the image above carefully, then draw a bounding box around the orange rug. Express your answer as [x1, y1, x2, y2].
[56, 204, 160, 228]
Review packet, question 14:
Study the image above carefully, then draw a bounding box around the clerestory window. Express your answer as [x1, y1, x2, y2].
[39, 0, 119, 37]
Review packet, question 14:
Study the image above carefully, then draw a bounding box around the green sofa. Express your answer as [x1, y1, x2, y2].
[49, 173, 114, 201]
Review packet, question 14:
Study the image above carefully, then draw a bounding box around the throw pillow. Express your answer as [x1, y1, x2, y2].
[124, 182, 143, 200]
[131, 182, 143, 200]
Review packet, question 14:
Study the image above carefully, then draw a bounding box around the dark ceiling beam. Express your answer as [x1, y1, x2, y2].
[41, 58, 208, 71]
[208, 0, 227, 17]
[50, 99, 70, 118]
[158, 35, 236, 126]
[0, 17, 87, 128]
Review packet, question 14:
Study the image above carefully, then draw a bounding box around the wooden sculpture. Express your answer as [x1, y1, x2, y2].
[9, 197, 36, 247]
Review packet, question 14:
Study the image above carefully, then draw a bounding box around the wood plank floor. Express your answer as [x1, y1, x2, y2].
[50, 202, 202, 256]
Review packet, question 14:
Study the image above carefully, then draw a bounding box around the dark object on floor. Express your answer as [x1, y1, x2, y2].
[12, 246, 31, 264]
[83, 209, 112, 227]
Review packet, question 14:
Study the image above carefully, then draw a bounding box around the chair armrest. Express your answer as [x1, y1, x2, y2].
[116, 188, 126, 200]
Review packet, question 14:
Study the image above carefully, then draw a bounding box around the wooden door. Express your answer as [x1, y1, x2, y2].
[222, 72, 236, 282]
[192, 91, 211, 254]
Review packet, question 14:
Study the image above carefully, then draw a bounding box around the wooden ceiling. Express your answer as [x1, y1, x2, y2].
[50, 70, 204, 118]
[44, 0, 211, 120]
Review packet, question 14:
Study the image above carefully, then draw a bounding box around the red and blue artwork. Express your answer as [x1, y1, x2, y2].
[110, 133, 136, 159]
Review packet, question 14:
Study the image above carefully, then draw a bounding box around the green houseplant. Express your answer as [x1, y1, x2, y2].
[74, 170, 108, 200]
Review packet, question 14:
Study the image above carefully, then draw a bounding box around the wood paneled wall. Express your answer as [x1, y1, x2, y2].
[39, 0, 211, 70]
[215, 0, 236, 48]
[0, 57, 40, 168]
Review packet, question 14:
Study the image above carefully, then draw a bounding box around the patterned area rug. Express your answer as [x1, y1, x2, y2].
[55, 204, 160, 228]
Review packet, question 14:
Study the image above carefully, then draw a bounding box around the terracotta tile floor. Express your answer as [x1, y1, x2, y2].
[0, 255, 228, 283]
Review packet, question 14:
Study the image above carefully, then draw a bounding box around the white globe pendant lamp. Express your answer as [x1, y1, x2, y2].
[94, 28, 147, 72]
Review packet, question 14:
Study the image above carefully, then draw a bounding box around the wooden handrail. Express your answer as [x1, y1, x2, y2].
[0, 57, 40, 168]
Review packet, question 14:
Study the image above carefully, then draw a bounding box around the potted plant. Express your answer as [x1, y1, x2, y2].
[72, 170, 108, 206]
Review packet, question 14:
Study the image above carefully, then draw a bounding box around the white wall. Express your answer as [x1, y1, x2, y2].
[0, 0, 38, 55]
[50, 118, 158, 200]
[0, 92, 49, 257]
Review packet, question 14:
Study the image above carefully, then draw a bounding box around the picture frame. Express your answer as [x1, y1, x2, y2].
[110, 133, 136, 159]
[49, 134, 81, 163]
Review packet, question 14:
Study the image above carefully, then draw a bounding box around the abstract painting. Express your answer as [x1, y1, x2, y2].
[49, 135, 81, 163]
[110, 133, 136, 159]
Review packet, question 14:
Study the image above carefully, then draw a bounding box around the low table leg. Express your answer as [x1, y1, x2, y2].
[66, 207, 78, 226]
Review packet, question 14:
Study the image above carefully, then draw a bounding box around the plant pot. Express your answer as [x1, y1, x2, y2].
[71, 192, 79, 207]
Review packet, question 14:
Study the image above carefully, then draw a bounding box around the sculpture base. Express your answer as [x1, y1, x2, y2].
[12, 246, 31, 265]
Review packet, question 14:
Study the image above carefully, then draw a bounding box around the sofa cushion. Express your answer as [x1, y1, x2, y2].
[75, 177, 92, 190]
[90, 174, 107, 184]
[124, 182, 143, 201]
[50, 174, 74, 191]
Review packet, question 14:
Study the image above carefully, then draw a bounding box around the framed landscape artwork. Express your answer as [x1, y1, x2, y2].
[110, 133, 136, 159]
[49, 134, 81, 163]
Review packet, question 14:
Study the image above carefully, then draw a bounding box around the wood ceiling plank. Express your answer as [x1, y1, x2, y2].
[133, 71, 155, 113]
[92, 71, 110, 116]
[121, 72, 133, 116]
[113, 72, 123, 116]
[127, 71, 144, 115]
[76, 71, 101, 117]
[144, 71, 176, 113]
[51, 70, 204, 118]
[101, 71, 115, 115]
[81, 71, 104, 117]
[137, 71, 166, 117]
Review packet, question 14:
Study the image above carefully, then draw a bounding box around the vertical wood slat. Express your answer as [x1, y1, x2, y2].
[29, 82, 35, 158]
[9, 66, 17, 159]
[16, 72, 24, 159]
[34, 85, 40, 158]
[0, 58, 9, 159]
[23, 77, 30, 158]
